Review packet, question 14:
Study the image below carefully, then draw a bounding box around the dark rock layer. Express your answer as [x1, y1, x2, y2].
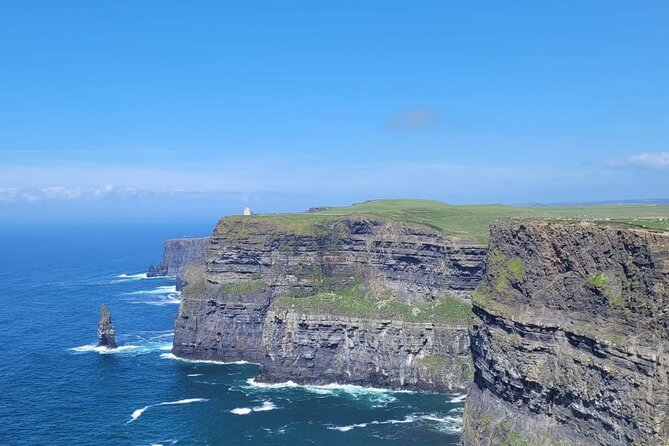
[462, 221, 669, 446]
[97, 304, 116, 349]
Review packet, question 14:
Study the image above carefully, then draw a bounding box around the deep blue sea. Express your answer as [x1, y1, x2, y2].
[0, 223, 464, 445]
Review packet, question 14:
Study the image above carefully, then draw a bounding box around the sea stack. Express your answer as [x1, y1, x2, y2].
[97, 304, 117, 349]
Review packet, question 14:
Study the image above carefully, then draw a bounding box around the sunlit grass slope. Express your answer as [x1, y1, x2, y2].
[218, 199, 669, 243]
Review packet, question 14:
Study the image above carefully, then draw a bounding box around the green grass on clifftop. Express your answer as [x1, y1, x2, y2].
[217, 199, 669, 243]
[272, 290, 473, 325]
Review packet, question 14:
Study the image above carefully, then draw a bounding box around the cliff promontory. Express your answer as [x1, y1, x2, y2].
[173, 212, 486, 392]
[463, 221, 669, 445]
[147, 237, 209, 288]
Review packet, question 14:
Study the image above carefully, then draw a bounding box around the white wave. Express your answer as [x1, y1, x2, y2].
[449, 394, 467, 403]
[139, 294, 182, 306]
[422, 414, 463, 433]
[245, 379, 300, 389]
[127, 399, 208, 423]
[127, 406, 150, 423]
[252, 401, 276, 412]
[327, 417, 412, 432]
[327, 413, 462, 433]
[159, 398, 208, 406]
[245, 378, 408, 404]
[70, 340, 172, 356]
[151, 333, 175, 339]
[422, 414, 461, 423]
[117, 273, 148, 279]
[160, 353, 255, 365]
[187, 374, 203, 377]
[230, 401, 276, 415]
[246, 378, 411, 394]
[70, 344, 140, 354]
[127, 286, 182, 306]
[128, 285, 178, 295]
[330, 423, 367, 432]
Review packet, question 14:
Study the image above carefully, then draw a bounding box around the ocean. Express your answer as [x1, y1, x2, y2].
[0, 223, 464, 445]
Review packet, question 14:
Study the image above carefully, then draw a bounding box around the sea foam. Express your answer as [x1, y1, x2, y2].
[70, 332, 172, 356]
[159, 398, 209, 406]
[245, 378, 409, 405]
[127, 399, 208, 423]
[160, 353, 254, 365]
[230, 401, 276, 415]
[70, 344, 140, 354]
[127, 286, 181, 306]
[127, 406, 150, 423]
[327, 413, 463, 433]
[117, 273, 149, 280]
[449, 394, 467, 403]
[128, 285, 177, 295]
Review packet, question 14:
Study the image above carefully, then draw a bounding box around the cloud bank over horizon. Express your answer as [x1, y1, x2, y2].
[1, 151, 667, 214]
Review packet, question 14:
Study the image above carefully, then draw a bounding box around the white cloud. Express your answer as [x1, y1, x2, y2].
[0, 160, 573, 205]
[0, 185, 256, 204]
[604, 152, 669, 170]
[384, 108, 442, 130]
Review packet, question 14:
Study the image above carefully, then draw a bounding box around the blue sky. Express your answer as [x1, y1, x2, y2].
[1, 1, 668, 223]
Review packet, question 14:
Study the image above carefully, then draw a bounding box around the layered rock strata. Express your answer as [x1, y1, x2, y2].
[173, 216, 486, 391]
[258, 309, 472, 392]
[463, 221, 669, 446]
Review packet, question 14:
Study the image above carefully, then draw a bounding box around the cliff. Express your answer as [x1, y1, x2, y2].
[147, 237, 209, 287]
[173, 215, 486, 392]
[257, 309, 471, 392]
[463, 221, 669, 446]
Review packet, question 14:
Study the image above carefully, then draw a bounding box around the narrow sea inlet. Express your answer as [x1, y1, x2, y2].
[0, 224, 463, 445]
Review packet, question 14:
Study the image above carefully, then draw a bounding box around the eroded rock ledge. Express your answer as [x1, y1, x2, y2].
[463, 221, 669, 446]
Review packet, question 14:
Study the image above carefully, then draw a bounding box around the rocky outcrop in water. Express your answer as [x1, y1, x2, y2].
[97, 304, 116, 349]
[462, 221, 669, 446]
[173, 216, 486, 391]
[147, 237, 209, 289]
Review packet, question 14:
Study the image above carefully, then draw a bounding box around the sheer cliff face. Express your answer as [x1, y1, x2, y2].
[258, 310, 471, 392]
[463, 222, 669, 446]
[147, 237, 209, 278]
[173, 216, 486, 391]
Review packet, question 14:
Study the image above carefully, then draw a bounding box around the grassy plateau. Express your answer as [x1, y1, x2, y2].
[219, 199, 669, 243]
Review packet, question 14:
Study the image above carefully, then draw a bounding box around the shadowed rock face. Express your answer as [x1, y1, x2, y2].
[258, 310, 472, 392]
[147, 237, 209, 289]
[97, 304, 116, 349]
[173, 216, 486, 391]
[463, 221, 669, 446]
